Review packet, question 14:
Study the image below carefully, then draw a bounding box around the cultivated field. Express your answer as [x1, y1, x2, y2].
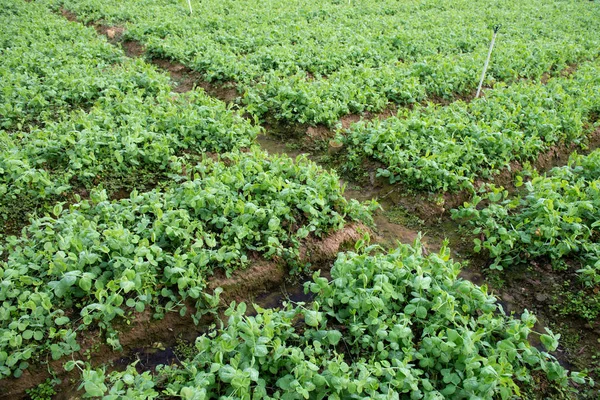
[1, 0, 599, 398]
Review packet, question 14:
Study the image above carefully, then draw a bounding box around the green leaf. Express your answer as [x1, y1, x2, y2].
[326, 330, 342, 346]
[540, 332, 559, 352]
[304, 310, 322, 328]
[84, 380, 107, 397]
[79, 277, 92, 292]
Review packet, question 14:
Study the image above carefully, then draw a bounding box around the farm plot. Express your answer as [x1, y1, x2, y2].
[455, 148, 600, 321]
[2, 0, 600, 398]
[0, 0, 258, 235]
[71, 242, 588, 399]
[449, 147, 600, 388]
[343, 60, 600, 192]
[50, 0, 600, 126]
[0, 149, 371, 380]
[1, 1, 379, 396]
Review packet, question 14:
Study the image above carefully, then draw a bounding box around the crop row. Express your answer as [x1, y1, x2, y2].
[1, 0, 137, 130]
[0, 149, 373, 379]
[51, 0, 600, 126]
[73, 241, 588, 398]
[454, 148, 600, 319]
[343, 59, 600, 192]
[1, 0, 376, 381]
[0, 0, 258, 230]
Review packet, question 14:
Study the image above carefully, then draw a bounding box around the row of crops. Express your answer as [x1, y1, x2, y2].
[2, 0, 600, 398]
[50, 0, 600, 126]
[0, 0, 370, 384]
[455, 149, 600, 321]
[74, 243, 584, 399]
[0, 0, 258, 232]
[0, 149, 372, 378]
[343, 61, 600, 192]
[46, 0, 600, 196]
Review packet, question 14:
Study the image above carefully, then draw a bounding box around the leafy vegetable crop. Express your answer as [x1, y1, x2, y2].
[454, 148, 600, 286]
[51, 0, 600, 126]
[344, 59, 600, 192]
[75, 241, 588, 399]
[0, 0, 163, 130]
[0, 0, 258, 231]
[0, 149, 372, 378]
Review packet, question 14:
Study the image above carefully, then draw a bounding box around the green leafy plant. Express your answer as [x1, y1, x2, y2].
[25, 378, 60, 400]
[51, 0, 600, 126]
[454, 149, 600, 284]
[0, 149, 373, 378]
[76, 240, 590, 398]
[344, 60, 600, 192]
[0, 0, 258, 234]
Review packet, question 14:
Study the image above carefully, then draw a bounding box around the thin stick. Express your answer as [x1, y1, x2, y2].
[476, 25, 501, 98]
[187, 0, 193, 15]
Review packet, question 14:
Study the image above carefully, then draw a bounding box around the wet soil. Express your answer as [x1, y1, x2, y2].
[121, 40, 144, 58]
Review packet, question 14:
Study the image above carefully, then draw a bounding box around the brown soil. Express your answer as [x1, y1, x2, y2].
[121, 40, 145, 58]
[306, 124, 333, 140]
[150, 58, 199, 91]
[138, 56, 239, 101]
[541, 72, 551, 85]
[560, 63, 578, 78]
[256, 133, 307, 160]
[60, 8, 77, 22]
[343, 177, 448, 224]
[300, 222, 367, 265]
[196, 81, 239, 103]
[371, 213, 438, 251]
[208, 261, 287, 305]
[94, 25, 124, 43]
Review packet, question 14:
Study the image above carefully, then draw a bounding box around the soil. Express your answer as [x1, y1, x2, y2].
[60, 8, 77, 22]
[94, 25, 124, 43]
[121, 40, 144, 58]
[256, 133, 307, 160]
[561, 63, 579, 78]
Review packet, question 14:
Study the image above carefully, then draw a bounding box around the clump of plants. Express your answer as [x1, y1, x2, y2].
[75, 240, 589, 398]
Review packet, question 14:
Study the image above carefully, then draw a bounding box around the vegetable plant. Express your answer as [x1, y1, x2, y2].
[76, 240, 590, 398]
[0, 149, 373, 378]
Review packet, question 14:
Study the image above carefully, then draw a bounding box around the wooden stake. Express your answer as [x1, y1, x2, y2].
[476, 25, 501, 98]
[187, 0, 193, 15]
